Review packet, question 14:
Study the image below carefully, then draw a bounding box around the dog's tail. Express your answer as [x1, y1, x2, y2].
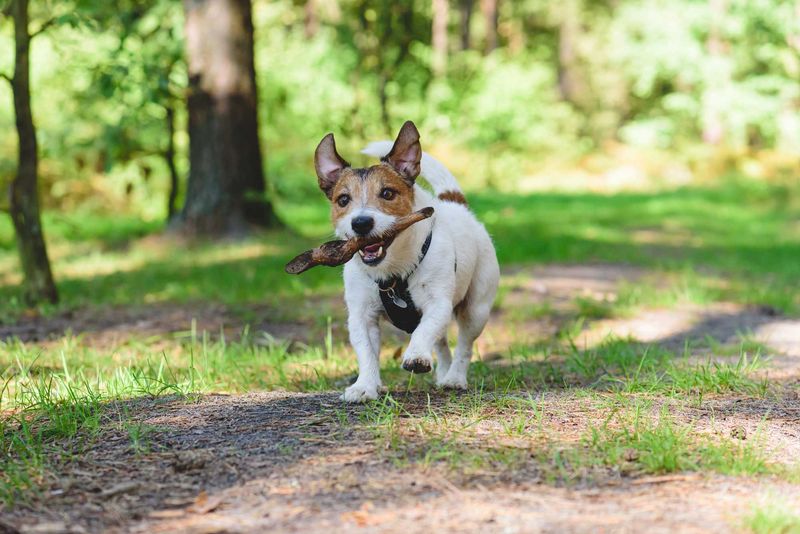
[361, 141, 467, 205]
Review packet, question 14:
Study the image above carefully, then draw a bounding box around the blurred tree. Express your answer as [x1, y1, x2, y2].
[432, 0, 448, 76]
[349, 0, 423, 134]
[2, 0, 799, 229]
[480, 0, 498, 53]
[83, 0, 186, 222]
[177, 0, 276, 235]
[556, 0, 586, 106]
[702, 0, 728, 145]
[458, 0, 474, 50]
[3, 0, 58, 304]
[304, 0, 318, 38]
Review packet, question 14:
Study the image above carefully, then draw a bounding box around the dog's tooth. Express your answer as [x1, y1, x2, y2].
[358, 249, 365, 257]
[378, 246, 384, 256]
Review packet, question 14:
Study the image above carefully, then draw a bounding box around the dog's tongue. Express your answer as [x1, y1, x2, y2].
[363, 243, 381, 253]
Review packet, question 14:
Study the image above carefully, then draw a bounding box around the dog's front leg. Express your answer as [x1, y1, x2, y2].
[402, 299, 452, 374]
[341, 307, 382, 403]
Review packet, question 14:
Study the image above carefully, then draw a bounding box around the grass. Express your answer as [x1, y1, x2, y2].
[352, 389, 791, 486]
[745, 503, 800, 534]
[586, 400, 775, 476]
[0, 177, 798, 316]
[0, 176, 799, 507]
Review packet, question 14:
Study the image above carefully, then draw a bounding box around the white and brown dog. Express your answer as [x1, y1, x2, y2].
[314, 121, 499, 402]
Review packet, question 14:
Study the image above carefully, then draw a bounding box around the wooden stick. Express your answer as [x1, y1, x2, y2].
[285, 207, 434, 274]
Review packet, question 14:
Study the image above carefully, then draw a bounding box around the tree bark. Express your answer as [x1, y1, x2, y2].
[458, 0, 473, 51]
[165, 104, 180, 221]
[557, 0, 583, 105]
[702, 0, 727, 145]
[432, 0, 448, 76]
[179, 0, 276, 236]
[8, 0, 58, 305]
[480, 0, 498, 54]
[304, 0, 318, 38]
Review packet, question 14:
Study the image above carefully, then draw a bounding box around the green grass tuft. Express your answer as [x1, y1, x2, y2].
[744, 502, 800, 534]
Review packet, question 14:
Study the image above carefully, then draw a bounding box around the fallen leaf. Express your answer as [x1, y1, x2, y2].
[187, 491, 223, 514]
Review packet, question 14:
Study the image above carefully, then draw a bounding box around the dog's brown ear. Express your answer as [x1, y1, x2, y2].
[315, 133, 350, 199]
[384, 121, 421, 183]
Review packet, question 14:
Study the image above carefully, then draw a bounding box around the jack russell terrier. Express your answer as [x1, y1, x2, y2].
[314, 121, 499, 402]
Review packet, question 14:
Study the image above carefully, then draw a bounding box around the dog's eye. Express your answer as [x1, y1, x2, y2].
[336, 194, 350, 208]
[380, 188, 396, 201]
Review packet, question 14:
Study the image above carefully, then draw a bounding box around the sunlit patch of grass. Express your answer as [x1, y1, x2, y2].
[561, 337, 769, 397]
[585, 400, 779, 478]
[476, 335, 768, 397]
[0, 329, 362, 505]
[2, 177, 800, 319]
[743, 502, 800, 534]
[0, 376, 103, 505]
[587, 402, 697, 474]
[574, 296, 617, 319]
[353, 391, 792, 486]
[505, 301, 555, 323]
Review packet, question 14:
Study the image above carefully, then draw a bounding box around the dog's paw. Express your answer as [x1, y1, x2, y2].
[437, 373, 467, 390]
[401, 355, 433, 374]
[341, 382, 380, 403]
[435, 364, 451, 384]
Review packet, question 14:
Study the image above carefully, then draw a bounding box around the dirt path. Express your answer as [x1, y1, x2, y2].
[3, 391, 799, 534]
[3, 264, 800, 533]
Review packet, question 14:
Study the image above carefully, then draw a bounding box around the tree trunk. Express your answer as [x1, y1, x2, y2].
[8, 0, 58, 305]
[702, 0, 727, 145]
[480, 0, 498, 54]
[557, 0, 583, 105]
[304, 0, 318, 38]
[458, 0, 473, 51]
[432, 0, 448, 76]
[165, 104, 180, 221]
[179, 0, 276, 236]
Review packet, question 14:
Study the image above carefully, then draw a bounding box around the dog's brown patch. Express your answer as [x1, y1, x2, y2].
[438, 190, 468, 205]
[330, 165, 415, 226]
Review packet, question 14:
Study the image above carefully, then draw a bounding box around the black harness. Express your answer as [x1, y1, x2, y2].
[377, 231, 433, 333]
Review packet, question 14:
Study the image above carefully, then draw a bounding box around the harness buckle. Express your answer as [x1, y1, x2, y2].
[380, 281, 408, 309]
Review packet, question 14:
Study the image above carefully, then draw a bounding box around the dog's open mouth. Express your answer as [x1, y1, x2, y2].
[357, 240, 388, 265]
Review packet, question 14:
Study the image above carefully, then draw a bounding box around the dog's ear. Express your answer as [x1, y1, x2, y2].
[315, 133, 350, 199]
[383, 121, 421, 184]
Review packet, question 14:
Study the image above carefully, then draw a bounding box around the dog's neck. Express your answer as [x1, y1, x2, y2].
[358, 190, 434, 282]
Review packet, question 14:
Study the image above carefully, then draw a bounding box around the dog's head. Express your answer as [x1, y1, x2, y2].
[314, 121, 422, 267]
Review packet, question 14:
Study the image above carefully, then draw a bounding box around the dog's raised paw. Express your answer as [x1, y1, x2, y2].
[341, 382, 380, 403]
[402, 357, 432, 374]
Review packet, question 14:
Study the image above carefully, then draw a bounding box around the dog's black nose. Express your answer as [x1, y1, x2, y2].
[351, 215, 374, 236]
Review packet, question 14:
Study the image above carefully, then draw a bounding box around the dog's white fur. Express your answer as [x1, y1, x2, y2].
[338, 141, 499, 402]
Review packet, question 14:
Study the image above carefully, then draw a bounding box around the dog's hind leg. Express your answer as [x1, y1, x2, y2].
[438, 255, 498, 390]
[437, 301, 491, 389]
[434, 336, 452, 383]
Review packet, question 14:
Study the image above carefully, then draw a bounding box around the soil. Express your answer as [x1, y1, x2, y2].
[3, 264, 800, 533]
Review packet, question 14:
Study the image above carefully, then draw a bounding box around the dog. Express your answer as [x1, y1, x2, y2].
[314, 121, 499, 402]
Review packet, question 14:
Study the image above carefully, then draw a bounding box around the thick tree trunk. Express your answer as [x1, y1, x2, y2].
[432, 0, 448, 76]
[8, 0, 58, 305]
[179, 0, 276, 236]
[165, 104, 180, 221]
[480, 0, 498, 54]
[458, 0, 474, 51]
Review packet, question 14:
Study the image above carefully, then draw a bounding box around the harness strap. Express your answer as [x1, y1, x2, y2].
[377, 230, 433, 333]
